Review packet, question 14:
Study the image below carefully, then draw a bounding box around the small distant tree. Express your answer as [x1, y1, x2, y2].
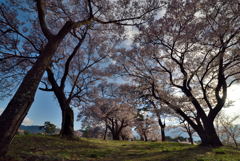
[23, 131, 30, 135]
[82, 126, 106, 139]
[178, 118, 196, 145]
[79, 83, 137, 140]
[135, 111, 160, 141]
[43, 121, 56, 135]
[144, 98, 172, 142]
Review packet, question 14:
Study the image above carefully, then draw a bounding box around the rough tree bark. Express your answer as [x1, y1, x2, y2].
[198, 121, 222, 146]
[176, 108, 223, 146]
[0, 32, 71, 155]
[0, 0, 76, 155]
[60, 107, 74, 138]
[146, 69, 225, 146]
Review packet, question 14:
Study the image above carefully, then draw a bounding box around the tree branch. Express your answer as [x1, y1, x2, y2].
[60, 30, 87, 90]
[36, 0, 54, 40]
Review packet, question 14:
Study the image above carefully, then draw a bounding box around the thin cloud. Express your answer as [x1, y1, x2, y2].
[22, 117, 33, 126]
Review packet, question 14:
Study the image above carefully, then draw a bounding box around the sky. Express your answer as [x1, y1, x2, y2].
[222, 84, 240, 122]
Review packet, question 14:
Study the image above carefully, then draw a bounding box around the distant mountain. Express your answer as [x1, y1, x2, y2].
[19, 125, 61, 134]
[19, 125, 44, 134]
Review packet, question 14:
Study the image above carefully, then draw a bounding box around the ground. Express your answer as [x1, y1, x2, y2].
[1, 135, 240, 161]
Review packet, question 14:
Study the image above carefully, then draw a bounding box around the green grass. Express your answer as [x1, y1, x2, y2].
[1, 134, 240, 161]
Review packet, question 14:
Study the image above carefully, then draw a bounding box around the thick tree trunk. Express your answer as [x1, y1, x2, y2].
[0, 19, 73, 155]
[112, 134, 120, 140]
[198, 122, 222, 147]
[157, 117, 166, 142]
[113, 130, 121, 140]
[143, 133, 148, 141]
[108, 126, 120, 140]
[103, 124, 108, 140]
[109, 119, 126, 140]
[160, 127, 165, 142]
[176, 109, 223, 147]
[199, 132, 222, 147]
[0, 40, 61, 156]
[181, 118, 222, 146]
[187, 132, 194, 145]
[121, 135, 126, 140]
[140, 135, 144, 141]
[60, 107, 74, 138]
[55, 96, 74, 138]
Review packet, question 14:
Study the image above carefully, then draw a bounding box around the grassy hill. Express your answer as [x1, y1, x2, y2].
[1, 135, 240, 161]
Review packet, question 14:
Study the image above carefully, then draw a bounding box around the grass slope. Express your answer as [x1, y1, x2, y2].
[1, 135, 240, 161]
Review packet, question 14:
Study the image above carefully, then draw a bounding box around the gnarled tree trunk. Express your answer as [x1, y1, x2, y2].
[198, 122, 222, 147]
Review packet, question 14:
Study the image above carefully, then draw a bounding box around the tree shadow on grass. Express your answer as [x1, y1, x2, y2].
[102, 144, 214, 161]
[3, 135, 102, 161]
[131, 146, 212, 161]
[2, 135, 237, 161]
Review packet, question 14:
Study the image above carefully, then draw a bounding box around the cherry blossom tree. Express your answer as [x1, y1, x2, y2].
[79, 83, 137, 140]
[0, 0, 162, 155]
[135, 112, 160, 141]
[120, 0, 240, 146]
[177, 116, 196, 145]
[141, 97, 172, 141]
[39, 25, 116, 138]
